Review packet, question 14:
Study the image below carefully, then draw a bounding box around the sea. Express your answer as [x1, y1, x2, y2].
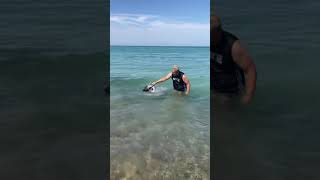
[110, 46, 210, 179]
[0, 0, 108, 179]
[1, 0, 320, 180]
[214, 0, 320, 179]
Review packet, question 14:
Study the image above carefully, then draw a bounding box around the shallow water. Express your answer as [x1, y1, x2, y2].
[110, 46, 210, 179]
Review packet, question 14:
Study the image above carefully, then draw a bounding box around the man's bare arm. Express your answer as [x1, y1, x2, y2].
[232, 40, 257, 103]
[152, 72, 172, 85]
[182, 75, 191, 95]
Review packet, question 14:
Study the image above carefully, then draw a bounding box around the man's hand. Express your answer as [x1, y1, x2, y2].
[241, 93, 253, 104]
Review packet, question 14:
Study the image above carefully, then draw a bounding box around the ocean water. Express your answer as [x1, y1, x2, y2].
[110, 46, 210, 179]
[214, 0, 320, 179]
[0, 1, 108, 179]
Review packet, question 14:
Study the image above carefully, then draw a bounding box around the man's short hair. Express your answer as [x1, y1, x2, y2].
[172, 65, 179, 69]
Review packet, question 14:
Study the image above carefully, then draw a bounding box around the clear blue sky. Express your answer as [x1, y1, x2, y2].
[110, 0, 210, 46]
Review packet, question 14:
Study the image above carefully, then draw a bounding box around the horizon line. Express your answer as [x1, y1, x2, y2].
[110, 45, 209, 47]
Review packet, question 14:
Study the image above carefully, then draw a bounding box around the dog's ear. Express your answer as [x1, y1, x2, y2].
[142, 86, 148, 91]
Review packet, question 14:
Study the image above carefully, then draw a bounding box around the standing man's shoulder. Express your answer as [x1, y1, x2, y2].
[231, 40, 250, 61]
[181, 72, 187, 79]
[182, 74, 190, 84]
[182, 73, 189, 81]
[231, 39, 255, 74]
[223, 30, 239, 44]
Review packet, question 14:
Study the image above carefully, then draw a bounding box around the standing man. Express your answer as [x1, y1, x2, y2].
[211, 15, 257, 104]
[152, 65, 191, 95]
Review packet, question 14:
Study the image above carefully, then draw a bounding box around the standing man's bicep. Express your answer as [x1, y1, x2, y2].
[232, 41, 254, 71]
[182, 75, 190, 84]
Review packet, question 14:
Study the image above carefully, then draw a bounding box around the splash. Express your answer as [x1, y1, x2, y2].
[143, 86, 168, 96]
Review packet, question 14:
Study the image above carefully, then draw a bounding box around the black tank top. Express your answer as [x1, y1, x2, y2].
[211, 30, 245, 94]
[171, 71, 186, 91]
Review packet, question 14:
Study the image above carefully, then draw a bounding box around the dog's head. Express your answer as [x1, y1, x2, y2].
[142, 85, 155, 92]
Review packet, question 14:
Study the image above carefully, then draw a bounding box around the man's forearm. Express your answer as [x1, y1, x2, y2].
[245, 64, 256, 97]
[154, 79, 163, 84]
[186, 84, 191, 94]
[153, 77, 166, 84]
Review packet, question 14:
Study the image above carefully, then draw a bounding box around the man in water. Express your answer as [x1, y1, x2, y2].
[211, 15, 257, 104]
[151, 65, 191, 95]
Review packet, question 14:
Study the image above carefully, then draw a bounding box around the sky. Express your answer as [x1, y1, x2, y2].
[110, 0, 210, 46]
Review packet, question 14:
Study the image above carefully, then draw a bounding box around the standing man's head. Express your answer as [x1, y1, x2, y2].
[172, 64, 179, 75]
[211, 15, 223, 47]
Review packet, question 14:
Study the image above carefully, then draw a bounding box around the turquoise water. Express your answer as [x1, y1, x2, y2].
[110, 46, 210, 179]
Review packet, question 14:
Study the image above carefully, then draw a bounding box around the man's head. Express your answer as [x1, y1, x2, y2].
[211, 15, 223, 47]
[172, 64, 179, 74]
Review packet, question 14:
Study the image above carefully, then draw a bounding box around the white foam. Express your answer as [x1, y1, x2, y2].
[144, 86, 168, 96]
